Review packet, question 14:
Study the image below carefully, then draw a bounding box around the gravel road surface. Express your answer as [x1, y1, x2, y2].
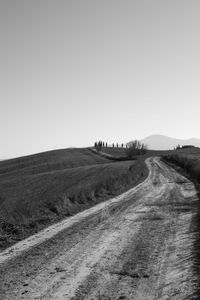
[0, 157, 199, 299]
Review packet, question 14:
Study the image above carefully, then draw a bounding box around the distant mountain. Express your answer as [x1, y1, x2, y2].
[141, 134, 200, 150]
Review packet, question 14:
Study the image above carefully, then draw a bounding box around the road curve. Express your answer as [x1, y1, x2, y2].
[0, 157, 199, 299]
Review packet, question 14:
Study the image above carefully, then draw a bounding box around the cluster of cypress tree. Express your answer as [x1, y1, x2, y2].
[94, 141, 107, 150]
[94, 141, 127, 150]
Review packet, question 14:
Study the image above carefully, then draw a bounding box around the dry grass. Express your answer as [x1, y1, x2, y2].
[0, 148, 109, 178]
[162, 148, 200, 183]
[0, 148, 148, 249]
[162, 147, 200, 298]
[99, 147, 127, 157]
[99, 146, 180, 159]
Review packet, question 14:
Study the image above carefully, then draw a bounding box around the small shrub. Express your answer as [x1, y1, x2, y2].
[126, 140, 147, 159]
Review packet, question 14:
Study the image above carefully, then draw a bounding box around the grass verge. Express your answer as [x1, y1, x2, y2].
[162, 154, 200, 298]
[162, 154, 200, 183]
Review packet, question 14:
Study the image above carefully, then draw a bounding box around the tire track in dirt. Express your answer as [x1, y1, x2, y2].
[0, 157, 199, 299]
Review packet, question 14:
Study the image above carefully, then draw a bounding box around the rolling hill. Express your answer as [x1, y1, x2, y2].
[0, 147, 147, 249]
[141, 134, 200, 150]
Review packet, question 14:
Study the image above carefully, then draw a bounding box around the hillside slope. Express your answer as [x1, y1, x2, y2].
[0, 147, 148, 249]
[141, 134, 200, 150]
[0, 148, 110, 177]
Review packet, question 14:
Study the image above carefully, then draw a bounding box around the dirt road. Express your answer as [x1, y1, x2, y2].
[0, 157, 199, 299]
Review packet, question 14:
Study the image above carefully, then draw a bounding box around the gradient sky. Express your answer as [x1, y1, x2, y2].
[1, 1, 200, 158]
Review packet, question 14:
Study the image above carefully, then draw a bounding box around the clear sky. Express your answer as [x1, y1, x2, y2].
[1, 0, 200, 158]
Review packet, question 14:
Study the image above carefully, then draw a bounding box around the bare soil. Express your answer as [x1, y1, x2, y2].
[0, 157, 198, 299]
